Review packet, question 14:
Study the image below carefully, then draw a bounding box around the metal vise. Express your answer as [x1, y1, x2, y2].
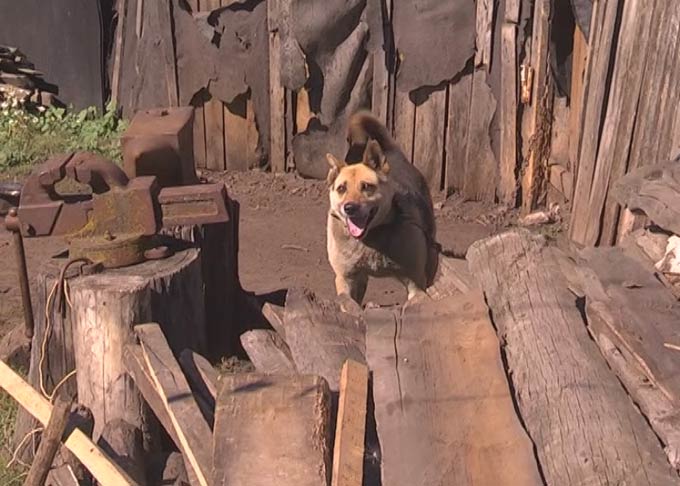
[16, 151, 230, 268]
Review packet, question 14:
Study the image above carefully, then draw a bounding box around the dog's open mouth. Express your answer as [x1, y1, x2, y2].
[346, 207, 377, 239]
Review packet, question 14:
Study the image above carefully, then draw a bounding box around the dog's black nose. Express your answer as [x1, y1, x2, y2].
[344, 202, 360, 216]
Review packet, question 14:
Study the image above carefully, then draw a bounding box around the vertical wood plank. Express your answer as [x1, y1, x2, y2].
[520, 0, 552, 214]
[568, 0, 619, 243]
[110, 0, 127, 108]
[568, 24, 587, 185]
[186, 0, 207, 170]
[296, 87, 313, 133]
[475, 0, 494, 69]
[268, 0, 286, 173]
[445, 73, 473, 194]
[203, 0, 225, 171]
[392, 89, 415, 160]
[413, 89, 447, 191]
[584, 0, 654, 246]
[372, 0, 392, 124]
[499, 21, 518, 205]
[224, 94, 251, 171]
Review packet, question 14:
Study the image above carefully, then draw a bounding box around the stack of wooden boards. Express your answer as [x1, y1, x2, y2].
[0, 45, 61, 108]
[3, 227, 680, 484]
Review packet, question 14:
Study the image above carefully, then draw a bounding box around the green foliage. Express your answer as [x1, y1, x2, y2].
[0, 388, 26, 485]
[0, 100, 127, 174]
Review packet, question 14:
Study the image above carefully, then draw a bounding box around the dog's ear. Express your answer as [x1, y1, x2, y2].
[326, 153, 345, 186]
[362, 140, 390, 174]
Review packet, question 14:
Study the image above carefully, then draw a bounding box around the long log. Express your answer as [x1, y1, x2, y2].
[467, 229, 679, 485]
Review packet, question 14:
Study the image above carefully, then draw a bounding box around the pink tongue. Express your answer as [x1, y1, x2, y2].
[347, 219, 365, 238]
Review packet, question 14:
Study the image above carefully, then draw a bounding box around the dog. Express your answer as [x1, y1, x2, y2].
[326, 110, 439, 304]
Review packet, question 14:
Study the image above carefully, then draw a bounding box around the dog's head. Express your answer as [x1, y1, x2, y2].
[326, 140, 394, 239]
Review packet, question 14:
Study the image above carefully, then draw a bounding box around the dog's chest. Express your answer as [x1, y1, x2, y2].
[328, 220, 400, 276]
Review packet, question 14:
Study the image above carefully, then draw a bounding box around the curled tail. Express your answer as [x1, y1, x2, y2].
[348, 110, 398, 152]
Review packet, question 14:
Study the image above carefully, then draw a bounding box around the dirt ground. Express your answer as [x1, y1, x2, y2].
[0, 169, 517, 338]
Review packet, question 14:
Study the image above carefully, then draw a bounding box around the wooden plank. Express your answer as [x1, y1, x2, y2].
[179, 349, 218, 402]
[427, 255, 476, 299]
[371, 0, 391, 125]
[580, 246, 680, 402]
[110, 0, 127, 107]
[568, 24, 587, 186]
[412, 88, 446, 191]
[474, 0, 494, 69]
[445, 73, 473, 193]
[463, 69, 497, 202]
[283, 288, 365, 391]
[224, 92, 258, 171]
[262, 302, 286, 338]
[212, 373, 332, 486]
[24, 394, 73, 486]
[186, 0, 206, 170]
[268, 0, 286, 173]
[136, 323, 212, 486]
[331, 360, 368, 486]
[0, 360, 138, 486]
[296, 87, 313, 133]
[520, 0, 552, 213]
[498, 20, 518, 205]
[203, 0, 225, 172]
[610, 159, 680, 235]
[240, 330, 297, 374]
[569, 0, 620, 243]
[582, 0, 654, 246]
[365, 292, 543, 486]
[467, 229, 679, 485]
[392, 89, 415, 160]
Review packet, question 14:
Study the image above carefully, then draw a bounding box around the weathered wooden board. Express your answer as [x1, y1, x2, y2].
[467, 229, 679, 485]
[283, 288, 365, 391]
[579, 246, 680, 403]
[426, 255, 476, 299]
[371, 0, 392, 125]
[331, 360, 368, 486]
[582, 0, 654, 245]
[262, 302, 286, 338]
[212, 373, 332, 486]
[611, 158, 680, 235]
[268, 0, 286, 172]
[498, 20, 518, 205]
[463, 69, 497, 202]
[474, 0, 494, 69]
[445, 73, 473, 193]
[568, 24, 587, 185]
[366, 292, 543, 486]
[224, 94, 256, 171]
[569, 0, 620, 243]
[137, 323, 212, 486]
[240, 330, 296, 374]
[392, 89, 415, 160]
[413, 88, 446, 190]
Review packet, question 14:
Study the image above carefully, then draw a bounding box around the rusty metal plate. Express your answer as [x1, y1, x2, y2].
[69, 233, 147, 269]
[159, 183, 230, 228]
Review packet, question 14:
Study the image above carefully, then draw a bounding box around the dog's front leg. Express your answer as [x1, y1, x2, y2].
[335, 274, 368, 304]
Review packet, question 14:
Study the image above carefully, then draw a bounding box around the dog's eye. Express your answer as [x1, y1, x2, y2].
[361, 182, 376, 194]
[336, 183, 347, 194]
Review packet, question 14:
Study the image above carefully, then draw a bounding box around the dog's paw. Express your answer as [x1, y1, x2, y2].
[336, 294, 363, 315]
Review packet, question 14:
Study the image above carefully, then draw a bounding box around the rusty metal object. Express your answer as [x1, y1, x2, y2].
[69, 233, 148, 269]
[0, 182, 21, 217]
[144, 245, 173, 261]
[160, 183, 230, 227]
[122, 107, 198, 187]
[5, 208, 35, 338]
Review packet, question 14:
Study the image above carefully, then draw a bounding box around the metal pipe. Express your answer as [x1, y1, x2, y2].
[5, 208, 34, 339]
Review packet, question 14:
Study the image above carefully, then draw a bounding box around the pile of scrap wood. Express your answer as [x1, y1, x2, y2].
[3, 227, 680, 485]
[0, 45, 61, 109]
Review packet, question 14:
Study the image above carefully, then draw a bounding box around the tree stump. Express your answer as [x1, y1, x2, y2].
[14, 248, 206, 461]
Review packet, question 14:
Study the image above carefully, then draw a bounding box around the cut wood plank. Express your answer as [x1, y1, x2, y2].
[412, 88, 446, 191]
[193, 103, 207, 169]
[240, 330, 296, 374]
[365, 292, 543, 486]
[0, 360, 138, 486]
[24, 394, 73, 486]
[137, 323, 212, 486]
[474, 0, 494, 69]
[579, 246, 680, 404]
[582, 0, 654, 246]
[467, 229, 679, 485]
[212, 373, 332, 486]
[568, 24, 587, 185]
[262, 302, 286, 338]
[520, 0, 552, 213]
[283, 288, 365, 391]
[203, 0, 225, 172]
[296, 87, 313, 133]
[392, 89, 415, 160]
[611, 158, 680, 235]
[445, 73, 473, 193]
[331, 360, 368, 486]
[268, 0, 286, 173]
[179, 349, 218, 402]
[498, 20, 518, 205]
[463, 69, 497, 202]
[224, 92, 257, 171]
[569, 0, 620, 243]
[371, 0, 391, 125]
[427, 255, 476, 299]
[110, 0, 127, 107]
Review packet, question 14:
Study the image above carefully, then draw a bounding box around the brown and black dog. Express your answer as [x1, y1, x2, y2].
[326, 110, 439, 304]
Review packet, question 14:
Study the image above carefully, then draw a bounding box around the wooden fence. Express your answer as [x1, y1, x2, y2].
[110, 0, 680, 246]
